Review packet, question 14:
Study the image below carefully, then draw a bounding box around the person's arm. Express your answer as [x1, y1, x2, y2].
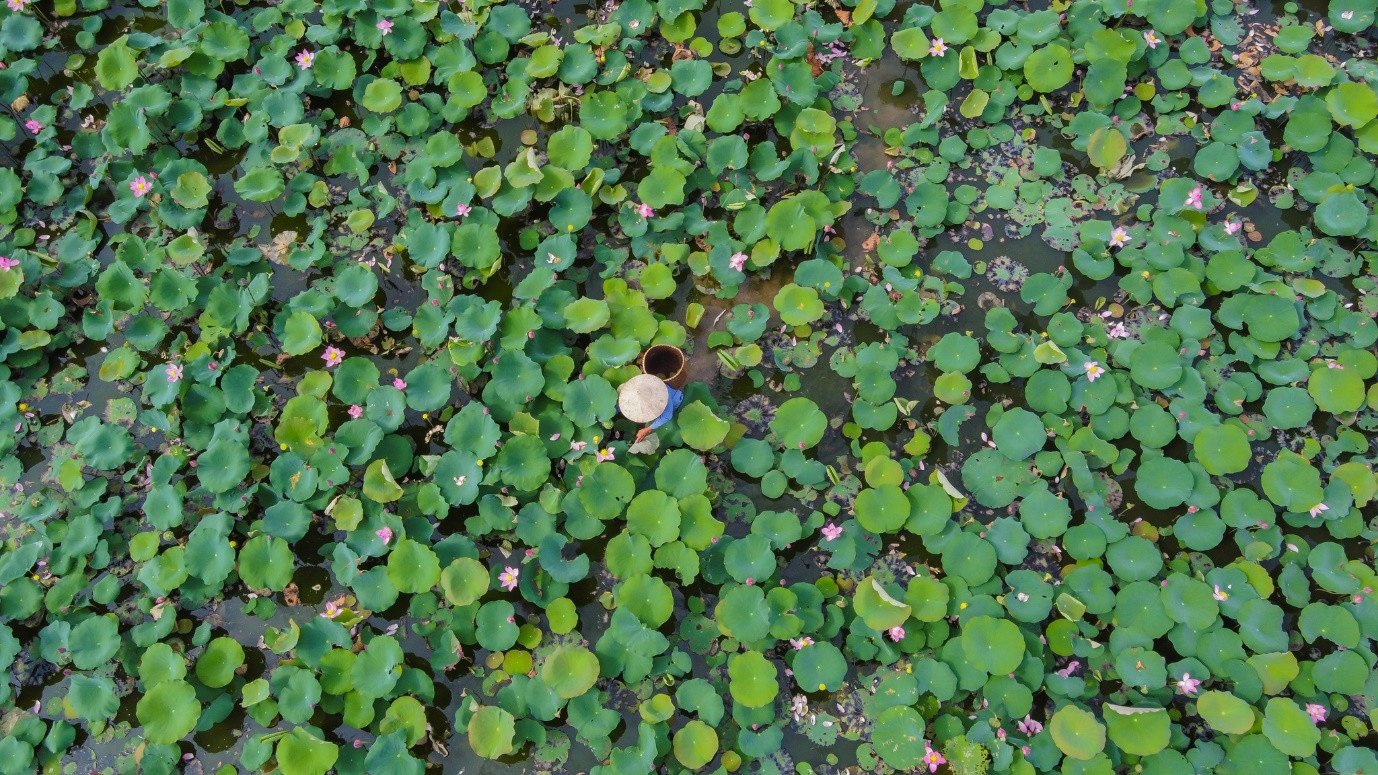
[635, 425, 655, 442]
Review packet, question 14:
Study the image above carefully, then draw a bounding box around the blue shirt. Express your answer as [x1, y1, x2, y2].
[649, 386, 684, 429]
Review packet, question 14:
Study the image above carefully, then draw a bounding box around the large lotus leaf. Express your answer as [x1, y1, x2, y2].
[1024, 44, 1072, 92]
[199, 441, 251, 493]
[70, 614, 121, 670]
[542, 644, 601, 699]
[961, 448, 1035, 508]
[1261, 451, 1324, 511]
[386, 538, 441, 594]
[1198, 690, 1254, 734]
[854, 576, 911, 630]
[136, 679, 201, 744]
[1103, 705, 1170, 756]
[66, 675, 120, 721]
[402, 360, 453, 412]
[364, 459, 405, 502]
[1243, 294, 1300, 342]
[770, 397, 826, 449]
[716, 584, 773, 642]
[678, 401, 729, 451]
[1135, 455, 1193, 509]
[792, 642, 846, 692]
[962, 615, 1025, 674]
[992, 407, 1046, 461]
[1049, 705, 1106, 760]
[277, 728, 339, 775]
[352, 635, 404, 698]
[196, 636, 245, 689]
[673, 720, 719, 770]
[495, 434, 550, 491]
[1193, 423, 1251, 475]
[626, 489, 681, 548]
[1129, 341, 1184, 389]
[854, 485, 910, 533]
[1308, 363, 1365, 413]
[468, 706, 517, 759]
[872, 706, 927, 769]
[774, 283, 824, 326]
[440, 558, 490, 607]
[564, 298, 611, 333]
[727, 650, 778, 709]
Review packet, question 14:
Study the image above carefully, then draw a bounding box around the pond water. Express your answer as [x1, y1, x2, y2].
[5, 0, 1378, 773]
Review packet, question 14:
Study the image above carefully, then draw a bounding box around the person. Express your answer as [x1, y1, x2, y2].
[617, 373, 684, 444]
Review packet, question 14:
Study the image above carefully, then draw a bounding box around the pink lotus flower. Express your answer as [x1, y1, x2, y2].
[821, 522, 843, 542]
[129, 176, 152, 198]
[375, 526, 393, 544]
[24, 120, 42, 134]
[1309, 502, 1330, 518]
[0, 257, 18, 272]
[1213, 585, 1229, 601]
[636, 203, 654, 218]
[929, 38, 948, 57]
[1108, 227, 1130, 248]
[729, 252, 748, 272]
[1055, 660, 1080, 677]
[322, 346, 345, 367]
[1144, 30, 1162, 49]
[376, 19, 393, 34]
[1306, 703, 1327, 723]
[570, 440, 588, 451]
[1223, 218, 1242, 235]
[887, 626, 905, 642]
[1185, 185, 1204, 210]
[165, 364, 183, 383]
[456, 203, 471, 217]
[1085, 361, 1106, 382]
[790, 636, 814, 650]
[922, 742, 946, 773]
[596, 447, 615, 462]
[295, 50, 316, 69]
[1176, 673, 1201, 695]
[499, 566, 520, 591]
[1017, 715, 1043, 735]
[6, 0, 29, 12]
[392, 377, 407, 390]
[348, 404, 364, 419]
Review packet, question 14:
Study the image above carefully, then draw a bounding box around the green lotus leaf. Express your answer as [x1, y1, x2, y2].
[1308, 362, 1365, 413]
[1198, 690, 1255, 734]
[872, 706, 927, 769]
[542, 644, 601, 699]
[70, 613, 121, 670]
[678, 401, 729, 451]
[673, 719, 719, 770]
[1102, 705, 1170, 756]
[136, 679, 201, 744]
[792, 642, 846, 692]
[770, 397, 826, 449]
[364, 458, 404, 503]
[1025, 44, 1072, 92]
[773, 283, 824, 326]
[386, 538, 441, 594]
[854, 576, 912, 631]
[727, 650, 778, 709]
[196, 636, 245, 689]
[1193, 423, 1251, 475]
[468, 705, 517, 759]
[854, 485, 910, 534]
[1049, 705, 1106, 760]
[962, 615, 1025, 674]
[66, 675, 120, 721]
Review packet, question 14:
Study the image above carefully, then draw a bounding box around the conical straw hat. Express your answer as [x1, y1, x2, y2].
[618, 374, 669, 423]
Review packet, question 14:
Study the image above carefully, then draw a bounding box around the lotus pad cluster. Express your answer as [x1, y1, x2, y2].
[3, 0, 1378, 773]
